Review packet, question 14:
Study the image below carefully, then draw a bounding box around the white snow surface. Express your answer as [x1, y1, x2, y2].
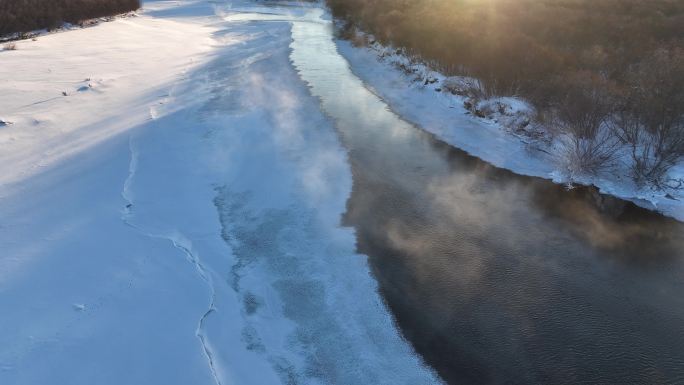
[0, 1, 440, 384]
[336, 38, 684, 222]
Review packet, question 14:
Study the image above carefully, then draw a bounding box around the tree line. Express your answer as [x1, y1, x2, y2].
[328, 0, 684, 185]
[0, 0, 141, 36]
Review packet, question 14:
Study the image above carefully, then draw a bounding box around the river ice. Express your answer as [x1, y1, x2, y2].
[0, 1, 440, 384]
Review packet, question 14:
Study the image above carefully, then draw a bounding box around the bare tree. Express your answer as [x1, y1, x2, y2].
[621, 48, 684, 186]
[555, 71, 620, 174]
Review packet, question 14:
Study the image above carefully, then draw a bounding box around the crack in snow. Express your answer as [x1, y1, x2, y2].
[120, 135, 222, 385]
[169, 239, 222, 385]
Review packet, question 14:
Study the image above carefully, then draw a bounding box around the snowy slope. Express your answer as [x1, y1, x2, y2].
[0, 1, 440, 384]
[0, 3, 220, 384]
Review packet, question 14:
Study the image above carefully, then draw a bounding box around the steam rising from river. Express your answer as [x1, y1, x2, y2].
[198, 5, 442, 383]
[287, 8, 684, 383]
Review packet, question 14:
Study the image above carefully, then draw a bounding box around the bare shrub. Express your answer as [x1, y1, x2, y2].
[560, 128, 620, 176]
[336, 21, 366, 47]
[555, 72, 620, 174]
[442, 76, 485, 99]
[618, 48, 684, 186]
[3, 42, 16, 50]
[556, 73, 615, 138]
[629, 127, 684, 186]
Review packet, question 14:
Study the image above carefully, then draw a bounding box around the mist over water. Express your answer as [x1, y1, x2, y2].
[290, 18, 684, 385]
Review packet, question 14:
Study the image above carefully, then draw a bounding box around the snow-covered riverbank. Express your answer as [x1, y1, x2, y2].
[0, 1, 440, 384]
[335, 38, 684, 222]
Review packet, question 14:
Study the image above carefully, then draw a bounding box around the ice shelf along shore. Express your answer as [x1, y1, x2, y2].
[335, 37, 684, 222]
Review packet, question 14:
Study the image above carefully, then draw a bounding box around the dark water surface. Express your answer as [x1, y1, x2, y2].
[290, 20, 684, 385]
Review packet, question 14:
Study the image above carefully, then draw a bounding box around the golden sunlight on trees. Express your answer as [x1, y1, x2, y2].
[328, 0, 684, 182]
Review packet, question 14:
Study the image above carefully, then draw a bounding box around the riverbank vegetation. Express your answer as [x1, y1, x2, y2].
[0, 0, 141, 36]
[328, 0, 684, 186]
